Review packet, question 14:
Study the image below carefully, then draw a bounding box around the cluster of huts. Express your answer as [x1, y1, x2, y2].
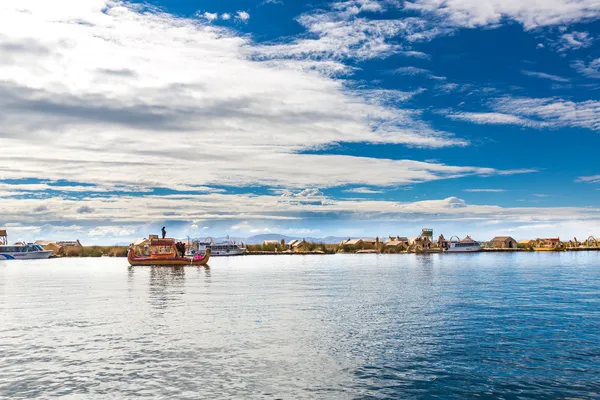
[33, 240, 83, 255]
[261, 239, 311, 252]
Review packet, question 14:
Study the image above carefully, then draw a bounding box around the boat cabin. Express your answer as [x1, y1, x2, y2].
[132, 236, 177, 258]
[0, 243, 46, 253]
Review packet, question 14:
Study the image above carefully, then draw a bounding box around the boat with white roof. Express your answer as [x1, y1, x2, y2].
[446, 235, 482, 253]
[188, 237, 246, 257]
[0, 230, 53, 260]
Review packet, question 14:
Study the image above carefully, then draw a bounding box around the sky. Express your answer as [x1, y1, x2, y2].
[0, 0, 600, 244]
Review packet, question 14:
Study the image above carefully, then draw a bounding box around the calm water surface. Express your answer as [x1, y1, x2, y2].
[1, 253, 599, 399]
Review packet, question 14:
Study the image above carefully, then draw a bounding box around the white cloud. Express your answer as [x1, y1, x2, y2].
[573, 58, 600, 79]
[88, 225, 137, 237]
[201, 12, 219, 22]
[404, 0, 600, 30]
[398, 50, 431, 59]
[493, 97, 600, 131]
[521, 70, 570, 83]
[577, 175, 600, 183]
[221, 13, 231, 20]
[254, 3, 430, 61]
[464, 189, 506, 193]
[446, 97, 600, 132]
[445, 112, 545, 128]
[3, 192, 600, 243]
[261, 0, 284, 5]
[0, 0, 517, 194]
[558, 31, 594, 51]
[394, 66, 445, 80]
[235, 11, 250, 21]
[344, 187, 385, 194]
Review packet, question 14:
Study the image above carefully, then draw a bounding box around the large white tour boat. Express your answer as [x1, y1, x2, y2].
[446, 236, 482, 253]
[188, 237, 246, 257]
[0, 243, 53, 260]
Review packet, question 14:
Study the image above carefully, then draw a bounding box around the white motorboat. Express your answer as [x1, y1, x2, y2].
[0, 243, 53, 260]
[446, 236, 481, 253]
[188, 237, 246, 257]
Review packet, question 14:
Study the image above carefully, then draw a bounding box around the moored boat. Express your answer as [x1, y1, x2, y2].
[0, 243, 53, 260]
[533, 238, 565, 252]
[188, 237, 246, 257]
[0, 231, 53, 260]
[446, 235, 482, 253]
[128, 236, 210, 266]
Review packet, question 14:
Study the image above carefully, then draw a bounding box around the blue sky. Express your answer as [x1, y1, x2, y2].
[0, 0, 599, 243]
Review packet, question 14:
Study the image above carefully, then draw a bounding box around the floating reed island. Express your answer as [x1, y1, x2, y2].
[2, 229, 599, 259]
[246, 230, 600, 255]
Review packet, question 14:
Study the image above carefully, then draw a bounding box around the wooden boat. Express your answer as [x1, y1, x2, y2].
[533, 238, 565, 252]
[533, 246, 565, 252]
[128, 237, 210, 266]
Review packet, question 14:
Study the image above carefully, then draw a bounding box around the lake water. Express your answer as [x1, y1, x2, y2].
[1, 252, 599, 399]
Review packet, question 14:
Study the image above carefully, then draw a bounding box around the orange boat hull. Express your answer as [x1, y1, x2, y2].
[127, 248, 210, 266]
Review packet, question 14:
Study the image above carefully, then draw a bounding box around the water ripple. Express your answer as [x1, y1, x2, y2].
[1, 252, 599, 398]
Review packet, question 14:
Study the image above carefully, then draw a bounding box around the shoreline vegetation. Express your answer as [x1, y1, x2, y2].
[46, 239, 600, 258]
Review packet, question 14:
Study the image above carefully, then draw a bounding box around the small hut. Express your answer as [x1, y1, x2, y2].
[518, 239, 536, 249]
[437, 234, 448, 250]
[291, 240, 309, 253]
[490, 236, 518, 249]
[0, 230, 7, 245]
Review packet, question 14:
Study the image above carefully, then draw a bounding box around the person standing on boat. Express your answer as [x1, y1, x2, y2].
[161, 226, 166, 239]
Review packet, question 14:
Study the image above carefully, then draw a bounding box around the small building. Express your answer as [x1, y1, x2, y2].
[35, 240, 83, 255]
[291, 240, 309, 253]
[57, 240, 83, 248]
[344, 239, 364, 246]
[540, 238, 561, 246]
[0, 230, 7, 245]
[385, 236, 409, 244]
[490, 236, 518, 249]
[287, 239, 300, 249]
[438, 234, 448, 250]
[262, 240, 280, 247]
[460, 236, 477, 244]
[519, 239, 536, 248]
[384, 240, 408, 250]
[410, 236, 432, 248]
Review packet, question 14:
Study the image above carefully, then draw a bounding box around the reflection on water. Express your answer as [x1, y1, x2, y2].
[1, 252, 600, 399]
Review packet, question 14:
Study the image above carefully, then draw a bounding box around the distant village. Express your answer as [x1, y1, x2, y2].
[250, 229, 600, 254]
[2, 228, 599, 257]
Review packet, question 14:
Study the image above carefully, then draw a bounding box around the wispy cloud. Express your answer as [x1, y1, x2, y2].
[464, 189, 506, 193]
[344, 187, 385, 194]
[0, 1, 516, 195]
[404, 0, 600, 30]
[577, 175, 600, 183]
[493, 97, 600, 131]
[446, 97, 600, 132]
[573, 58, 600, 79]
[557, 31, 594, 52]
[444, 112, 545, 128]
[521, 70, 570, 83]
[394, 66, 445, 80]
